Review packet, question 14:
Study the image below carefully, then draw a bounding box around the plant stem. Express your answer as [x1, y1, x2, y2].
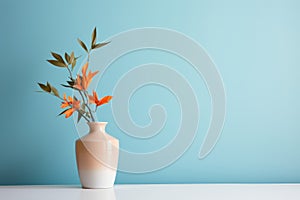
[66, 66, 73, 79]
[64, 51, 97, 122]
[50, 93, 64, 101]
[94, 105, 98, 113]
[78, 90, 86, 104]
[87, 51, 90, 62]
[83, 51, 96, 122]
[48, 92, 90, 121]
[78, 90, 95, 121]
[79, 90, 95, 122]
[66, 63, 95, 122]
[78, 109, 90, 122]
[83, 90, 95, 122]
[87, 105, 95, 121]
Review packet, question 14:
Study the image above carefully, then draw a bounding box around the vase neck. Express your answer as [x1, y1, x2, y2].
[88, 122, 107, 133]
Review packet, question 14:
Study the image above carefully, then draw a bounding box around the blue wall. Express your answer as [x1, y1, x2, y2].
[1, 0, 300, 184]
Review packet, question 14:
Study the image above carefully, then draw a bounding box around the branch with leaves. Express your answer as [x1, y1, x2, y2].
[37, 27, 112, 123]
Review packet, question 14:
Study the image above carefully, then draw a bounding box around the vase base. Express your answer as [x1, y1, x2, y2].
[82, 186, 114, 189]
[78, 169, 116, 189]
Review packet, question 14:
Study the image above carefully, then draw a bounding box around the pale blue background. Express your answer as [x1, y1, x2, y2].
[0, 0, 300, 185]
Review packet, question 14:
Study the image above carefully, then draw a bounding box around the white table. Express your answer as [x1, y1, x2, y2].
[1, 184, 300, 200]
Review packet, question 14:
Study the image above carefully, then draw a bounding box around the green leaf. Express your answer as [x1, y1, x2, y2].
[67, 80, 75, 86]
[47, 82, 51, 88]
[51, 52, 65, 64]
[47, 59, 67, 67]
[71, 58, 77, 70]
[51, 86, 60, 97]
[91, 27, 97, 48]
[61, 84, 80, 91]
[58, 108, 70, 116]
[86, 112, 91, 118]
[46, 82, 52, 93]
[81, 103, 86, 110]
[92, 42, 110, 49]
[65, 52, 71, 64]
[70, 51, 75, 68]
[38, 83, 51, 93]
[61, 84, 73, 88]
[77, 111, 83, 123]
[77, 38, 89, 52]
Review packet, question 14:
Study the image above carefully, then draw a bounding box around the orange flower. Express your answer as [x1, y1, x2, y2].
[61, 93, 81, 118]
[89, 91, 112, 107]
[61, 93, 73, 108]
[73, 62, 99, 91]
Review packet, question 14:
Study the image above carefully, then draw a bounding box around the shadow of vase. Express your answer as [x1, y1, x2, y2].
[79, 187, 116, 200]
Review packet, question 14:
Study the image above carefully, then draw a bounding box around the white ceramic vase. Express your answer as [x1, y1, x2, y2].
[76, 122, 119, 189]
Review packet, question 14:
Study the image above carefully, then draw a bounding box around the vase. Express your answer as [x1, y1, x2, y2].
[76, 122, 119, 189]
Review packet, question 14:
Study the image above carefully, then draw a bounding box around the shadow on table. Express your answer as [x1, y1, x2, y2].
[79, 187, 116, 200]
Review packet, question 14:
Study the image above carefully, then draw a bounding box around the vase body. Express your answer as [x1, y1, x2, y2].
[76, 122, 119, 189]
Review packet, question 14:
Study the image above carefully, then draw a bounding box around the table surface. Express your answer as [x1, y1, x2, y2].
[1, 184, 300, 200]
